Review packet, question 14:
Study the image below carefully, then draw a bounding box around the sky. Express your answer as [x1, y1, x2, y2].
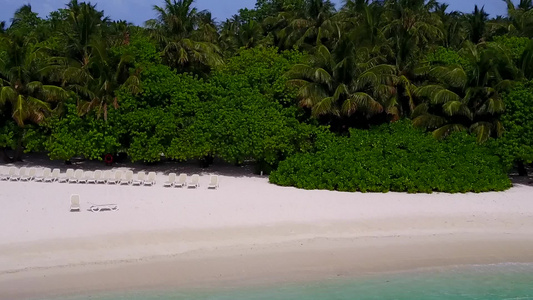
[0, 0, 512, 26]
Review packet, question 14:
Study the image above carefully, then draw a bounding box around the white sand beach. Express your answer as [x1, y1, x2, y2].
[1, 160, 533, 299]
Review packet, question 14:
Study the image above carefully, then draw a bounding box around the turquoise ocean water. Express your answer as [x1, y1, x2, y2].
[53, 263, 533, 300]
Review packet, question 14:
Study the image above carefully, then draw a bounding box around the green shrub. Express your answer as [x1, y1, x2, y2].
[495, 81, 533, 171]
[270, 121, 511, 193]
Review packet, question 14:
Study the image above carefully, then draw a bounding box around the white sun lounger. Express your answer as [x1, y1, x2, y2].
[20, 168, 36, 181]
[108, 170, 122, 185]
[132, 171, 145, 186]
[97, 170, 109, 184]
[59, 169, 74, 183]
[105, 171, 116, 184]
[7, 167, 18, 181]
[174, 173, 187, 188]
[89, 203, 119, 212]
[70, 194, 81, 212]
[70, 169, 83, 183]
[10, 167, 26, 181]
[207, 175, 219, 189]
[144, 172, 156, 186]
[86, 171, 97, 184]
[34, 168, 51, 182]
[164, 173, 176, 187]
[45, 168, 60, 182]
[78, 170, 90, 184]
[188, 174, 200, 188]
[120, 170, 133, 185]
[0, 167, 9, 181]
[0, 167, 6, 181]
[1, 167, 14, 181]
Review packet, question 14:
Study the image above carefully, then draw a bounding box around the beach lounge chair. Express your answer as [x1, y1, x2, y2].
[0, 167, 6, 181]
[164, 173, 176, 187]
[144, 172, 156, 186]
[20, 168, 36, 181]
[70, 194, 81, 212]
[106, 171, 116, 184]
[207, 175, 219, 189]
[46, 168, 60, 182]
[78, 170, 89, 184]
[34, 168, 51, 182]
[132, 171, 145, 186]
[89, 203, 119, 212]
[188, 174, 200, 188]
[0, 167, 15, 181]
[120, 170, 133, 185]
[7, 167, 18, 180]
[98, 170, 110, 184]
[10, 167, 26, 181]
[59, 169, 74, 183]
[174, 173, 187, 188]
[70, 169, 83, 183]
[86, 171, 97, 184]
[107, 170, 122, 185]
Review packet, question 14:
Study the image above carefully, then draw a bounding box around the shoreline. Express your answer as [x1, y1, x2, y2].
[2, 232, 533, 299]
[1, 160, 533, 298]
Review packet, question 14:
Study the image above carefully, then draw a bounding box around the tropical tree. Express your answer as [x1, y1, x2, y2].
[505, 0, 533, 38]
[265, 0, 338, 50]
[60, 0, 109, 63]
[287, 44, 399, 131]
[60, 39, 141, 120]
[0, 34, 69, 159]
[220, 18, 266, 53]
[465, 5, 488, 44]
[145, 0, 223, 72]
[413, 42, 518, 142]
[382, 0, 443, 72]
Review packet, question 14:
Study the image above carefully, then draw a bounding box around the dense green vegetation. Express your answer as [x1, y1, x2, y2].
[270, 121, 512, 193]
[1, 0, 533, 193]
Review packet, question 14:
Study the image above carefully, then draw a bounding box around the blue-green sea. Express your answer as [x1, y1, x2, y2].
[52, 263, 533, 300]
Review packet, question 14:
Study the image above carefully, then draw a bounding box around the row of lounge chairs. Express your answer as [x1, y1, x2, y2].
[163, 173, 219, 189]
[0, 167, 157, 186]
[1, 166, 219, 189]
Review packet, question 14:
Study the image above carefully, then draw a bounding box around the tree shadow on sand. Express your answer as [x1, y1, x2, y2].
[1, 153, 264, 178]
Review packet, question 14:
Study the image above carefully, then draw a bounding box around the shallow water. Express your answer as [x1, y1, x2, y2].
[51, 263, 533, 300]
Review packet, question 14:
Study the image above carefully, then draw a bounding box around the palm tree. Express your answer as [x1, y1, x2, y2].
[337, 0, 387, 49]
[466, 5, 489, 44]
[61, 0, 109, 64]
[60, 39, 141, 120]
[413, 42, 518, 142]
[264, 0, 338, 50]
[0, 34, 69, 160]
[0, 35, 68, 127]
[505, 0, 533, 37]
[286, 44, 399, 130]
[382, 0, 444, 72]
[220, 18, 266, 53]
[145, 0, 222, 72]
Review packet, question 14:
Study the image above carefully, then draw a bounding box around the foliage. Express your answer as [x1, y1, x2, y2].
[37, 102, 121, 160]
[495, 82, 533, 170]
[413, 42, 517, 143]
[492, 36, 531, 62]
[426, 47, 472, 73]
[270, 121, 511, 193]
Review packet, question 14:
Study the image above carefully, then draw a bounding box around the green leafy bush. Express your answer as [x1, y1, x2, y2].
[37, 103, 121, 161]
[492, 36, 530, 62]
[270, 121, 511, 193]
[495, 81, 533, 171]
